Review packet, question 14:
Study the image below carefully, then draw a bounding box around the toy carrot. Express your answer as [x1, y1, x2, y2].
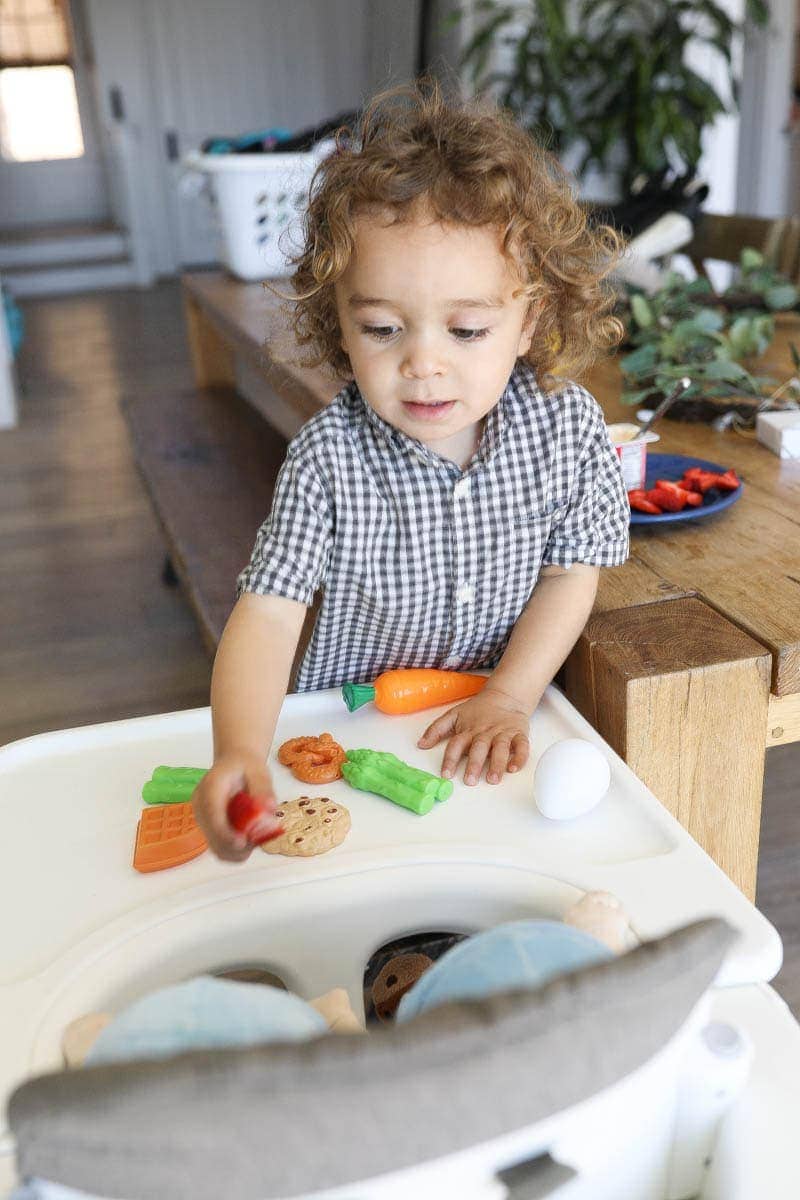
[342, 668, 487, 715]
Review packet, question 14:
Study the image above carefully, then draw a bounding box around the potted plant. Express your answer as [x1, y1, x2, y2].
[451, 0, 770, 195]
[617, 250, 800, 424]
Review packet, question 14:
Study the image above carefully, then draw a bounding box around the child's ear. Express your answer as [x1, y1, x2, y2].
[518, 300, 541, 356]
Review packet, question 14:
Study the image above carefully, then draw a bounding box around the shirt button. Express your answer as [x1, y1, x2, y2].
[456, 581, 475, 604]
[453, 478, 470, 500]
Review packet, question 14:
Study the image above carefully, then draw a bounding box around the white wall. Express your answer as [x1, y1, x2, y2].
[737, 0, 796, 215]
[84, 0, 420, 275]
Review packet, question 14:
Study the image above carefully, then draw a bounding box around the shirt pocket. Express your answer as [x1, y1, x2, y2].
[513, 498, 568, 526]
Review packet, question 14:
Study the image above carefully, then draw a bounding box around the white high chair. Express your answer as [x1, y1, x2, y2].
[2, 685, 799, 1199]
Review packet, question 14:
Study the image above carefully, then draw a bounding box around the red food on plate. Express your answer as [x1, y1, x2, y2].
[712, 469, 741, 491]
[647, 485, 689, 512]
[628, 489, 663, 514]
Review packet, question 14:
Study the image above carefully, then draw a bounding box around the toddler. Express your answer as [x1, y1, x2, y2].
[194, 79, 629, 860]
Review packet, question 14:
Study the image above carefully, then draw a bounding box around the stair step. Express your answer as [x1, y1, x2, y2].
[3, 257, 141, 298]
[0, 224, 127, 270]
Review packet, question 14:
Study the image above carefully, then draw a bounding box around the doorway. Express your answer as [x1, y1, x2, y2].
[0, 0, 110, 231]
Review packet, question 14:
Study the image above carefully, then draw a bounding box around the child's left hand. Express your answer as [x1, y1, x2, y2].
[416, 686, 531, 786]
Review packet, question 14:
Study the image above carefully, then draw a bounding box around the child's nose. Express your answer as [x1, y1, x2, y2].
[400, 334, 446, 380]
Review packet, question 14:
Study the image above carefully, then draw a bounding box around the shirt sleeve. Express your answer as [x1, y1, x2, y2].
[541, 387, 630, 569]
[236, 444, 334, 606]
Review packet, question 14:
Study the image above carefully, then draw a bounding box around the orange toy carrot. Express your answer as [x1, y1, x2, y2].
[342, 668, 487, 715]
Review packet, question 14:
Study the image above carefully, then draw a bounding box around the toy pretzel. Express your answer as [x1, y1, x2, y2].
[277, 733, 346, 783]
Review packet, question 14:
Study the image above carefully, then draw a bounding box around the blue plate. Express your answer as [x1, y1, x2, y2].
[629, 452, 743, 525]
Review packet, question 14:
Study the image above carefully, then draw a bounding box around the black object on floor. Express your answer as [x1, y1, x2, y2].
[363, 930, 470, 1026]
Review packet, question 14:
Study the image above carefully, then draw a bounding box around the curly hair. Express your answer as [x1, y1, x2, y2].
[269, 77, 624, 387]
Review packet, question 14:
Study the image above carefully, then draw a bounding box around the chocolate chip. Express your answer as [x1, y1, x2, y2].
[306, 809, 315, 815]
[324, 818, 331, 824]
[275, 811, 284, 818]
[294, 837, 303, 843]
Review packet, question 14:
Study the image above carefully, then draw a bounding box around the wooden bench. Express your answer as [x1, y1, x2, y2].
[122, 383, 286, 652]
[122, 383, 318, 686]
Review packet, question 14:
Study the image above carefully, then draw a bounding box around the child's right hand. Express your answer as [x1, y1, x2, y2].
[192, 753, 280, 862]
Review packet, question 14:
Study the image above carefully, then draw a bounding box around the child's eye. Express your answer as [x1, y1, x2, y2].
[451, 327, 490, 342]
[359, 324, 490, 343]
[360, 324, 399, 341]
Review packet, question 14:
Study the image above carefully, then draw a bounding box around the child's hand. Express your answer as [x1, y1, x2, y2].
[416, 687, 531, 786]
[192, 753, 280, 861]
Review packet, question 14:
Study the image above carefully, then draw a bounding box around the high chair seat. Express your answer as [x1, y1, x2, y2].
[8, 919, 734, 1200]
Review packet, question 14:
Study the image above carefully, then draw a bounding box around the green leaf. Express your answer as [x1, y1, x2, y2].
[764, 284, 799, 311]
[620, 386, 660, 407]
[630, 293, 654, 328]
[696, 359, 751, 383]
[691, 307, 726, 333]
[620, 342, 660, 376]
[726, 315, 771, 358]
[740, 247, 764, 272]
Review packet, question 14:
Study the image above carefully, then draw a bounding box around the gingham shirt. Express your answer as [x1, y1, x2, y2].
[237, 360, 629, 692]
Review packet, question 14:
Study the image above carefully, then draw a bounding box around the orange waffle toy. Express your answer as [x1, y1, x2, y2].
[133, 801, 208, 873]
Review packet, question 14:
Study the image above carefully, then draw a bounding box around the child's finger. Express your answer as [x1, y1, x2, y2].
[417, 708, 457, 749]
[439, 732, 472, 780]
[244, 765, 278, 812]
[192, 774, 250, 862]
[486, 735, 513, 784]
[507, 732, 531, 773]
[463, 736, 491, 786]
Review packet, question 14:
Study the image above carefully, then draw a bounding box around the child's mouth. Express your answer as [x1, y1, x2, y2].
[401, 400, 456, 421]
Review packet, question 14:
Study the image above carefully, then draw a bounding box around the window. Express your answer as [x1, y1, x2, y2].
[0, 0, 84, 162]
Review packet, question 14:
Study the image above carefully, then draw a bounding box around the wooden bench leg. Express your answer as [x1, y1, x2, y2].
[563, 596, 772, 900]
[182, 290, 236, 388]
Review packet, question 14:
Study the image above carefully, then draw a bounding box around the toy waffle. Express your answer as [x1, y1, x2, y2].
[133, 800, 208, 873]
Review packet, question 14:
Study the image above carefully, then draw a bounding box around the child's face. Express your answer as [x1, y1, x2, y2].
[335, 210, 536, 463]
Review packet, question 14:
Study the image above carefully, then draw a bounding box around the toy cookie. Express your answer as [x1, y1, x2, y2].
[261, 797, 351, 857]
[371, 953, 433, 1022]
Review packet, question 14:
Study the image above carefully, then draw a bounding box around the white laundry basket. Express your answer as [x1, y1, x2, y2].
[183, 139, 335, 281]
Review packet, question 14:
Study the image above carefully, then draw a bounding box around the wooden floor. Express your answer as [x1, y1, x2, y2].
[3, 281, 799, 1018]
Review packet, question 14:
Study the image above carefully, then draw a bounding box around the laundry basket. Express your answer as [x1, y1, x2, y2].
[183, 139, 335, 281]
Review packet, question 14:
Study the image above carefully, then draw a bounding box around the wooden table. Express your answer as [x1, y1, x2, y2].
[181, 270, 800, 899]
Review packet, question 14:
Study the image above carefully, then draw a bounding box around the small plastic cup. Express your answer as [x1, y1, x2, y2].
[606, 422, 660, 491]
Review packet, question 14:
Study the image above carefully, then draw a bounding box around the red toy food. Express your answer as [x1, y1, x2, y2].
[277, 733, 346, 783]
[226, 791, 284, 845]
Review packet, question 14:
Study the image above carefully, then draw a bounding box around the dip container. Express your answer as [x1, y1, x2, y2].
[606, 422, 660, 490]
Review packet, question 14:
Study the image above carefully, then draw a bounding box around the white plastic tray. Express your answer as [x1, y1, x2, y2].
[0, 684, 783, 1148]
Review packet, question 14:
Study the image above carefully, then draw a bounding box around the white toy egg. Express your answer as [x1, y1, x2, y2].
[534, 738, 611, 820]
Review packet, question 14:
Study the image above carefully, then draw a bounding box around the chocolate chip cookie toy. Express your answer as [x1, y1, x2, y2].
[261, 797, 351, 857]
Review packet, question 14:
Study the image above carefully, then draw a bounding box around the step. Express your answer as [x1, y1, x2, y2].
[0, 222, 127, 271]
[2, 257, 140, 298]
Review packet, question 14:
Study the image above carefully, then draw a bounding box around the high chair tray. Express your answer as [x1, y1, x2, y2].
[0, 684, 782, 1149]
